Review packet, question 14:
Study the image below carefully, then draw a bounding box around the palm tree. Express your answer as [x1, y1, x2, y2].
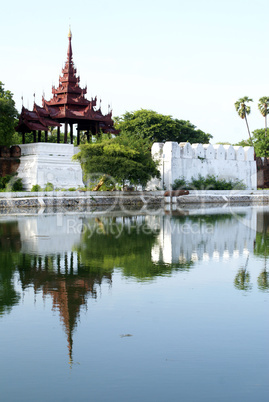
[258, 96, 269, 137]
[235, 96, 253, 145]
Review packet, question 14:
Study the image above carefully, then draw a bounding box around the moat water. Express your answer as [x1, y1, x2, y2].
[0, 205, 268, 401]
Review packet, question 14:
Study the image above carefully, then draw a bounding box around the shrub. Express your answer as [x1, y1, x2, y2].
[171, 177, 188, 190]
[44, 182, 54, 191]
[68, 187, 76, 191]
[172, 174, 246, 191]
[10, 178, 23, 192]
[31, 184, 42, 192]
[0, 174, 23, 192]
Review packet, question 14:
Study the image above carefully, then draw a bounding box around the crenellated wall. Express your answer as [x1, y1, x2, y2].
[149, 142, 257, 190]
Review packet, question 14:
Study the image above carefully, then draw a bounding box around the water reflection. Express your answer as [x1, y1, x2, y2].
[15, 252, 112, 364]
[0, 221, 21, 315]
[1, 206, 269, 364]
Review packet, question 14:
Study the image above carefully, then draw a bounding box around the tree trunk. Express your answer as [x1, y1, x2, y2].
[245, 116, 254, 146]
[92, 175, 107, 191]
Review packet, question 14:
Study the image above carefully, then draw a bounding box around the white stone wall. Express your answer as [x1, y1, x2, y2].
[17, 143, 84, 190]
[149, 142, 257, 190]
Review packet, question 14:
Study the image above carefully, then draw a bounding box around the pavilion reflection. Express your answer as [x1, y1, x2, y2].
[1, 206, 269, 363]
[16, 252, 112, 364]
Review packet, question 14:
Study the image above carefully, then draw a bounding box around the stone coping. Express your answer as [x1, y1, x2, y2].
[0, 189, 269, 199]
[0, 190, 162, 198]
[0, 190, 269, 210]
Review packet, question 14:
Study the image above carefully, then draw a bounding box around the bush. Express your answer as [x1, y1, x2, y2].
[0, 174, 23, 192]
[9, 178, 23, 192]
[171, 177, 188, 190]
[172, 174, 246, 190]
[31, 184, 42, 192]
[44, 182, 54, 191]
[68, 187, 76, 191]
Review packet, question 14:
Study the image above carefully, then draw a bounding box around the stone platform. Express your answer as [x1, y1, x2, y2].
[17, 143, 84, 190]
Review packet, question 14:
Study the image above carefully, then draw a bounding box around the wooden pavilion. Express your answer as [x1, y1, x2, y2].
[16, 29, 118, 144]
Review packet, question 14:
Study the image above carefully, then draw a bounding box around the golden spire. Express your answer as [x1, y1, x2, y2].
[68, 26, 72, 39]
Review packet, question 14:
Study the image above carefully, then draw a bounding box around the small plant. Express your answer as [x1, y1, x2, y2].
[171, 177, 188, 190]
[31, 184, 42, 192]
[44, 182, 54, 191]
[0, 174, 23, 192]
[172, 174, 246, 191]
[10, 178, 23, 192]
[68, 187, 76, 191]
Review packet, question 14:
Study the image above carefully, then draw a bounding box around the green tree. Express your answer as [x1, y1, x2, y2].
[114, 109, 212, 144]
[251, 128, 269, 157]
[234, 97, 253, 145]
[0, 82, 18, 146]
[258, 96, 269, 136]
[74, 133, 160, 189]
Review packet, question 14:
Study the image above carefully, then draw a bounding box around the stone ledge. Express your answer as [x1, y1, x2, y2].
[0, 190, 269, 210]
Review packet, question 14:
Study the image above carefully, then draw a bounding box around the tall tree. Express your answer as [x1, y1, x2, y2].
[234, 97, 253, 145]
[258, 96, 269, 137]
[0, 82, 18, 146]
[114, 109, 212, 144]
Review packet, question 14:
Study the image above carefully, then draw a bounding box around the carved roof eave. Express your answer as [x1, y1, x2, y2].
[16, 121, 49, 132]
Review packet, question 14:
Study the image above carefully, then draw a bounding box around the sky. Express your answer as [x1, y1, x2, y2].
[1, 0, 269, 144]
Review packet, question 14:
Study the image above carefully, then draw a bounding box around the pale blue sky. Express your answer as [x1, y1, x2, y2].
[1, 0, 268, 143]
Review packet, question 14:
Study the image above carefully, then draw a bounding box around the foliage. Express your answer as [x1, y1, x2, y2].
[74, 132, 160, 188]
[234, 138, 252, 147]
[234, 97, 253, 144]
[172, 174, 246, 190]
[43, 182, 54, 191]
[258, 96, 269, 136]
[0, 174, 23, 192]
[171, 177, 189, 190]
[236, 128, 269, 157]
[251, 129, 269, 157]
[114, 109, 212, 144]
[31, 184, 42, 192]
[0, 82, 18, 146]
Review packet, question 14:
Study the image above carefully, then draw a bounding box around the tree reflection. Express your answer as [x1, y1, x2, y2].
[254, 230, 269, 292]
[0, 222, 21, 315]
[234, 254, 252, 292]
[76, 216, 193, 280]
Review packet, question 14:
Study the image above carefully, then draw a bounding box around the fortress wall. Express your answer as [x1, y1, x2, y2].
[150, 142, 257, 190]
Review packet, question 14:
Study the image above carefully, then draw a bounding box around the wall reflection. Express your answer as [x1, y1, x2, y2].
[1, 206, 269, 363]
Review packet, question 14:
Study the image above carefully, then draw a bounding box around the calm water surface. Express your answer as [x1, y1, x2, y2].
[0, 205, 268, 402]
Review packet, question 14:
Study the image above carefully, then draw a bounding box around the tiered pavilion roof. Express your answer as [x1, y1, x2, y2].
[16, 29, 118, 144]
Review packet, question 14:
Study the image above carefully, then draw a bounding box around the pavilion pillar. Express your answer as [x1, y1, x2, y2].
[57, 126, 60, 143]
[70, 124, 73, 144]
[45, 131, 48, 142]
[22, 132, 25, 144]
[86, 130, 90, 143]
[77, 128, 80, 146]
[38, 130, 41, 142]
[64, 121, 68, 144]
[33, 130, 37, 143]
